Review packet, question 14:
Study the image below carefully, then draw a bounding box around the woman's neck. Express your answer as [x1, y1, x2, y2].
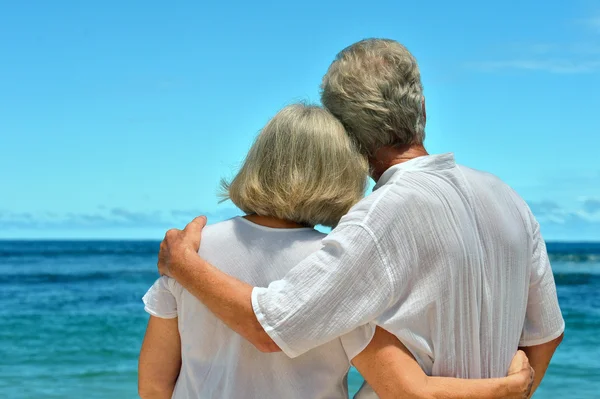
[243, 214, 310, 229]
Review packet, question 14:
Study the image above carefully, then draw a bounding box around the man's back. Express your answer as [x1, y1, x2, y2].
[349, 153, 564, 378]
[251, 153, 563, 391]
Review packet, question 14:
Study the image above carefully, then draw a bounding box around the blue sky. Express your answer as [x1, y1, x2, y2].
[1, 0, 599, 240]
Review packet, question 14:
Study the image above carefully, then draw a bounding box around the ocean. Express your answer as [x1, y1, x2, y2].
[1, 240, 598, 398]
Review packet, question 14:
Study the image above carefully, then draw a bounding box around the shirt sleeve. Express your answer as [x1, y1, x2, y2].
[142, 276, 178, 319]
[339, 323, 377, 362]
[251, 222, 396, 358]
[519, 218, 565, 346]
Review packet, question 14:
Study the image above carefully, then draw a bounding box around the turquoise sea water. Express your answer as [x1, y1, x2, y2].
[1, 240, 598, 398]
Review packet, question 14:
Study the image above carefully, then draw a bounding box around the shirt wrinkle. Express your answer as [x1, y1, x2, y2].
[251, 153, 564, 395]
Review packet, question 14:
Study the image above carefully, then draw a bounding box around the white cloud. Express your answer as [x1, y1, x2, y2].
[527, 199, 600, 240]
[582, 198, 600, 214]
[469, 15, 600, 74]
[579, 16, 600, 33]
[0, 207, 241, 231]
[469, 59, 600, 74]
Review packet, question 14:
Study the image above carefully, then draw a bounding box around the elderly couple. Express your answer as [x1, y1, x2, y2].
[138, 39, 564, 398]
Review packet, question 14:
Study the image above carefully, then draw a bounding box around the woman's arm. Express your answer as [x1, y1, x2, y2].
[138, 316, 181, 399]
[352, 327, 533, 399]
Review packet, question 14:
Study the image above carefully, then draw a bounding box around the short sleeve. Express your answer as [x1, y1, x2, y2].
[252, 223, 396, 358]
[339, 323, 376, 361]
[142, 276, 178, 319]
[519, 218, 565, 346]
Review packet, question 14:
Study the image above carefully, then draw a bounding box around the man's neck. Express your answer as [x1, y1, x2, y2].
[369, 144, 429, 181]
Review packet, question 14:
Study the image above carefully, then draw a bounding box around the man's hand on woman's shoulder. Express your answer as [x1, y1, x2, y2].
[158, 216, 207, 277]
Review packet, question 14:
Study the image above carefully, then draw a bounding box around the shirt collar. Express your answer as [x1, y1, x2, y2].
[373, 153, 456, 191]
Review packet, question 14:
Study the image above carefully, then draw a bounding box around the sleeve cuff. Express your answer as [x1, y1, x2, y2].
[251, 287, 302, 358]
[141, 278, 178, 319]
[342, 323, 376, 361]
[519, 320, 565, 347]
[143, 305, 178, 319]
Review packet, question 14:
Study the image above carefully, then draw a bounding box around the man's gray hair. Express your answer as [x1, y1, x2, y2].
[321, 38, 425, 156]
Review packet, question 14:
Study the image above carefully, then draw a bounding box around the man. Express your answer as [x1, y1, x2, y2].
[158, 39, 564, 397]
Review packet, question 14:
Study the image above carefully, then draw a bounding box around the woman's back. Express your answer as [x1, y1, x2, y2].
[143, 217, 372, 399]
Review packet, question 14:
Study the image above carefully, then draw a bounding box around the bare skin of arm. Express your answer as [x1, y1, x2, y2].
[355, 327, 534, 399]
[519, 333, 564, 397]
[158, 217, 534, 398]
[159, 217, 279, 352]
[138, 316, 181, 399]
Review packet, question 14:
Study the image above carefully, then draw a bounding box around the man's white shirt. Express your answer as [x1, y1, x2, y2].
[252, 153, 564, 387]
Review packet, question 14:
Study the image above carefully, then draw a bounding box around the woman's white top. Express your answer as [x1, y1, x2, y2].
[143, 217, 374, 399]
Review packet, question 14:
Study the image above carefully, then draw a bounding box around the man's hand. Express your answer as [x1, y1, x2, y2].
[155, 215, 278, 353]
[506, 350, 535, 398]
[158, 216, 207, 277]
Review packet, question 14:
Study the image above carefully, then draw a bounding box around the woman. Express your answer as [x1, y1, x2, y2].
[138, 104, 533, 398]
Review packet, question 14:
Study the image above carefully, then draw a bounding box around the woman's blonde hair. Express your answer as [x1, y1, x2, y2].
[220, 103, 368, 227]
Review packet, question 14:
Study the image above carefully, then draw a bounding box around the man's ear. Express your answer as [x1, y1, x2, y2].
[422, 97, 427, 125]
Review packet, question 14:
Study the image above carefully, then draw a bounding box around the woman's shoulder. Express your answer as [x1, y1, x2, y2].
[203, 216, 240, 232]
[199, 216, 326, 264]
[196, 217, 246, 257]
[203, 216, 325, 241]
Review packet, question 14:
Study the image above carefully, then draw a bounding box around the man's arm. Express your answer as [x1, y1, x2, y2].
[353, 327, 534, 399]
[138, 316, 181, 399]
[164, 241, 280, 352]
[518, 216, 565, 396]
[159, 217, 402, 356]
[160, 217, 535, 397]
[519, 333, 563, 397]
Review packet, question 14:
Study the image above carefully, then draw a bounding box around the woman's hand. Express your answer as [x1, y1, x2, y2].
[505, 350, 535, 398]
[353, 327, 537, 399]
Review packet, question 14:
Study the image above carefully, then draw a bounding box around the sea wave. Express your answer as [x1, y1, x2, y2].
[0, 270, 156, 284]
[549, 254, 600, 262]
[0, 241, 159, 257]
[0, 241, 599, 261]
[554, 271, 600, 287]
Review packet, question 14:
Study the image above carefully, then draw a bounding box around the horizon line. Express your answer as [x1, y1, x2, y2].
[1, 238, 599, 244]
